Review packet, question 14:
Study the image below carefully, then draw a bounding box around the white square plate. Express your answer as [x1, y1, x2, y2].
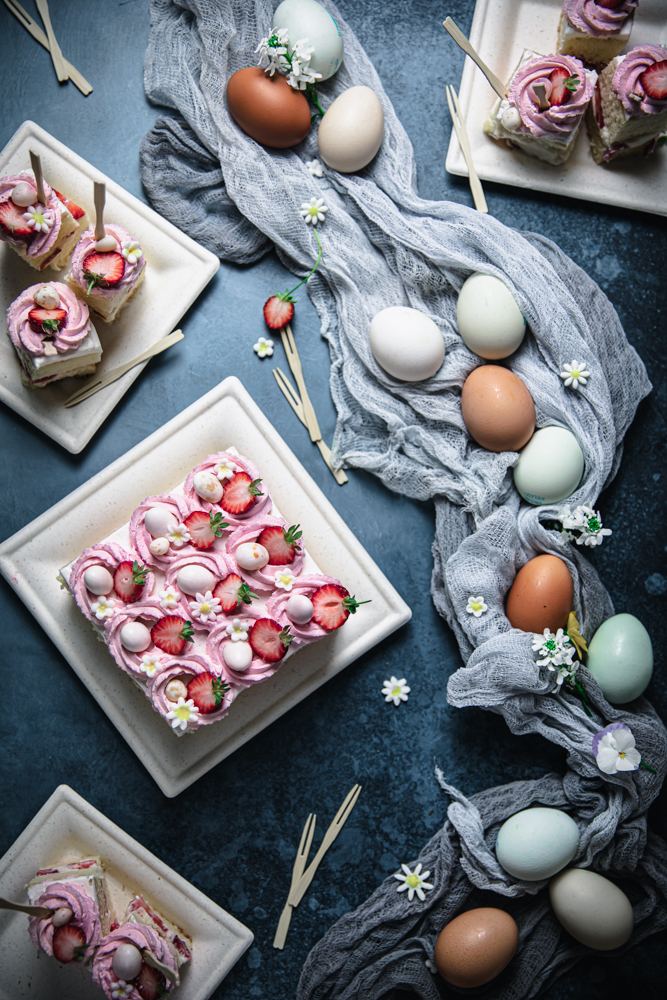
[0, 121, 219, 453]
[0, 377, 411, 796]
[446, 0, 667, 214]
[0, 784, 253, 1000]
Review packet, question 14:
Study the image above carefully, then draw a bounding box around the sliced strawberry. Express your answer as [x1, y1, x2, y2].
[28, 307, 67, 334]
[82, 251, 125, 290]
[0, 199, 32, 237]
[135, 962, 167, 1000]
[187, 672, 229, 714]
[549, 66, 579, 107]
[640, 60, 667, 102]
[213, 574, 258, 612]
[311, 584, 370, 631]
[52, 924, 86, 963]
[263, 294, 294, 330]
[221, 472, 264, 515]
[183, 510, 229, 550]
[249, 618, 292, 662]
[53, 188, 86, 220]
[595, 0, 625, 7]
[257, 523, 302, 565]
[151, 615, 194, 654]
[114, 560, 148, 602]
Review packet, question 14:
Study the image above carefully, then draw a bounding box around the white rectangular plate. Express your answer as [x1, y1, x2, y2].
[0, 377, 411, 796]
[0, 785, 253, 1000]
[446, 0, 667, 213]
[0, 121, 219, 453]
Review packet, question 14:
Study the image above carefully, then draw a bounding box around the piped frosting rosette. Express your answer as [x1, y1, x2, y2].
[614, 44, 667, 116]
[265, 573, 340, 643]
[563, 0, 636, 37]
[147, 651, 234, 728]
[0, 172, 63, 257]
[70, 223, 145, 300]
[69, 542, 154, 622]
[183, 450, 272, 521]
[508, 54, 594, 140]
[7, 282, 91, 355]
[163, 549, 236, 631]
[226, 514, 305, 592]
[129, 492, 195, 567]
[28, 881, 101, 962]
[92, 922, 178, 999]
[104, 601, 166, 678]
[207, 609, 286, 688]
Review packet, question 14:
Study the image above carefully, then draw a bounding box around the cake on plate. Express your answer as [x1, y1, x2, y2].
[557, 0, 637, 67]
[0, 171, 88, 270]
[67, 222, 146, 322]
[27, 857, 110, 964]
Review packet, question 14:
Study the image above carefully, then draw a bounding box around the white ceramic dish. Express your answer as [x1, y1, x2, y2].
[0, 784, 253, 1000]
[0, 120, 219, 453]
[445, 0, 667, 214]
[0, 377, 412, 797]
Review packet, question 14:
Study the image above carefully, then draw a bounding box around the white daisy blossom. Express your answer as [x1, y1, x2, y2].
[189, 590, 221, 623]
[393, 863, 434, 902]
[532, 628, 575, 669]
[300, 197, 328, 226]
[558, 504, 611, 548]
[214, 458, 239, 481]
[111, 982, 133, 1000]
[381, 676, 410, 706]
[166, 696, 199, 731]
[121, 239, 143, 264]
[274, 568, 296, 591]
[90, 596, 116, 620]
[254, 337, 274, 358]
[306, 158, 324, 178]
[595, 728, 642, 774]
[226, 618, 250, 642]
[466, 595, 488, 617]
[159, 585, 180, 610]
[166, 523, 191, 547]
[23, 205, 54, 233]
[139, 652, 162, 678]
[560, 360, 590, 389]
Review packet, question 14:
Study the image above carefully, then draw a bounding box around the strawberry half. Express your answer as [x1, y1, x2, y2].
[595, 0, 625, 7]
[52, 924, 86, 964]
[114, 560, 148, 602]
[187, 672, 229, 714]
[182, 510, 229, 550]
[640, 60, 667, 101]
[135, 962, 167, 1000]
[549, 67, 579, 107]
[256, 523, 302, 565]
[213, 574, 258, 612]
[0, 200, 32, 237]
[263, 294, 295, 330]
[82, 251, 125, 290]
[151, 615, 194, 655]
[53, 189, 86, 220]
[249, 618, 293, 662]
[311, 585, 370, 631]
[28, 307, 67, 334]
[221, 473, 264, 515]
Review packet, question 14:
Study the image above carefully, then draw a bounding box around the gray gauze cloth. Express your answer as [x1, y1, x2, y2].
[140, 2, 665, 997]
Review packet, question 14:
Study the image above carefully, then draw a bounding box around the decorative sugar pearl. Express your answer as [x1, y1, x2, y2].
[149, 537, 170, 557]
[223, 641, 253, 671]
[33, 285, 61, 309]
[51, 907, 73, 927]
[286, 594, 314, 625]
[165, 679, 188, 703]
[193, 471, 223, 503]
[235, 541, 270, 571]
[95, 234, 118, 252]
[144, 507, 177, 538]
[120, 622, 152, 652]
[177, 565, 217, 596]
[112, 942, 143, 981]
[11, 181, 37, 207]
[83, 565, 114, 596]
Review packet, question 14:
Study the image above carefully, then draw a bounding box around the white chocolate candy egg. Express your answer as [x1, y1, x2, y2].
[95, 234, 118, 252]
[500, 106, 522, 131]
[286, 594, 314, 624]
[112, 942, 143, 981]
[457, 273, 526, 360]
[369, 306, 445, 382]
[165, 679, 188, 703]
[149, 537, 170, 557]
[120, 622, 152, 652]
[11, 181, 37, 207]
[549, 869, 634, 951]
[318, 86, 384, 173]
[33, 285, 61, 309]
[176, 565, 217, 596]
[193, 470, 223, 503]
[144, 507, 177, 538]
[273, 0, 344, 80]
[235, 542, 270, 571]
[223, 641, 253, 672]
[51, 907, 73, 927]
[83, 565, 114, 596]
[514, 426, 584, 505]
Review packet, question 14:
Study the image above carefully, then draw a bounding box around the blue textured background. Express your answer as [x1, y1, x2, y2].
[1, 1, 665, 998]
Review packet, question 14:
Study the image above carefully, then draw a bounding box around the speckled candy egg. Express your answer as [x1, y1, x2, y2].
[505, 554, 573, 634]
[318, 86, 384, 172]
[549, 869, 634, 950]
[369, 306, 445, 381]
[223, 641, 253, 671]
[120, 622, 152, 652]
[513, 426, 584, 505]
[457, 273, 526, 360]
[193, 470, 223, 503]
[273, 0, 344, 80]
[227, 67, 311, 148]
[144, 507, 177, 538]
[286, 593, 314, 624]
[496, 807, 579, 881]
[461, 366, 535, 452]
[33, 285, 61, 309]
[176, 565, 217, 596]
[83, 565, 114, 596]
[149, 537, 170, 557]
[165, 679, 188, 702]
[434, 908, 519, 988]
[586, 613, 653, 703]
[235, 542, 270, 571]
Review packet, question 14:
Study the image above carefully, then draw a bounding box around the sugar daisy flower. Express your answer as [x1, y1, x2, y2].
[560, 360, 590, 389]
[166, 523, 191, 548]
[226, 618, 250, 642]
[381, 676, 410, 706]
[189, 590, 221, 623]
[121, 240, 143, 264]
[23, 205, 54, 233]
[274, 568, 296, 591]
[90, 596, 116, 620]
[393, 863, 434, 902]
[466, 596, 488, 617]
[166, 696, 199, 731]
[111, 982, 133, 1000]
[213, 457, 238, 481]
[306, 158, 324, 177]
[139, 652, 162, 679]
[159, 585, 181, 610]
[300, 197, 328, 226]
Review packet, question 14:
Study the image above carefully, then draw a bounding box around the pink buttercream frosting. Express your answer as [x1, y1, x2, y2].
[0, 172, 63, 258]
[164, 550, 236, 629]
[563, 0, 636, 37]
[265, 573, 341, 643]
[104, 601, 166, 677]
[92, 922, 177, 999]
[226, 514, 305, 592]
[613, 44, 667, 115]
[70, 223, 145, 299]
[207, 611, 286, 687]
[129, 493, 214, 569]
[508, 54, 594, 139]
[7, 282, 91, 356]
[147, 652, 234, 726]
[28, 881, 101, 962]
[69, 543, 154, 622]
[184, 450, 272, 521]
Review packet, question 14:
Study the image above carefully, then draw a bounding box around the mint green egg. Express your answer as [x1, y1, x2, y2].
[587, 614, 653, 704]
[496, 807, 579, 881]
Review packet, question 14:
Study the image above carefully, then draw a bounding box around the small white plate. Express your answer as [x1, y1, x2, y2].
[446, 0, 667, 214]
[0, 377, 411, 797]
[0, 784, 253, 1000]
[0, 121, 219, 453]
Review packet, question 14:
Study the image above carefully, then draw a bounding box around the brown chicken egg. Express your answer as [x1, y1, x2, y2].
[226, 67, 311, 148]
[434, 908, 519, 988]
[461, 365, 535, 452]
[505, 554, 573, 633]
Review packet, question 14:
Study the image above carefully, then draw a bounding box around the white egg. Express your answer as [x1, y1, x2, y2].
[193, 470, 223, 503]
[165, 679, 188, 703]
[95, 234, 118, 252]
[513, 426, 584, 505]
[500, 106, 522, 131]
[112, 942, 143, 981]
[286, 593, 314, 624]
[33, 285, 61, 309]
[149, 537, 170, 557]
[549, 869, 634, 950]
[273, 0, 343, 80]
[318, 86, 384, 173]
[223, 641, 253, 671]
[176, 564, 217, 596]
[51, 907, 73, 927]
[11, 181, 37, 207]
[83, 565, 114, 596]
[457, 273, 526, 360]
[120, 622, 152, 652]
[496, 807, 579, 881]
[144, 507, 177, 538]
[235, 542, 270, 571]
[369, 306, 445, 382]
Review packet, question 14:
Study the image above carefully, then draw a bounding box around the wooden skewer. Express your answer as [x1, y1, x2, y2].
[93, 182, 106, 241]
[35, 0, 68, 83]
[29, 150, 46, 204]
[445, 85, 488, 214]
[2, 0, 92, 95]
[288, 785, 362, 908]
[0, 896, 50, 918]
[533, 83, 550, 112]
[273, 368, 348, 485]
[281, 324, 321, 443]
[442, 17, 506, 99]
[273, 812, 316, 949]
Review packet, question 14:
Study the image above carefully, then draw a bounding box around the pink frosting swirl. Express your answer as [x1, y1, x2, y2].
[164, 550, 236, 630]
[7, 282, 91, 356]
[184, 450, 272, 522]
[130, 493, 200, 568]
[508, 54, 594, 139]
[613, 45, 667, 115]
[226, 514, 305, 591]
[69, 543, 154, 622]
[28, 881, 101, 962]
[563, 0, 636, 37]
[70, 223, 145, 299]
[265, 573, 342, 643]
[92, 923, 177, 999]
[0, 173, 63, 258]
[104, 601, 166, 677]
[147, 652, 234, 727]
[207, 611, 285, 687]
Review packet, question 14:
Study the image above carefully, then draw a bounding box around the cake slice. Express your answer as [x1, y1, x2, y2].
[0, 172, 87, 271]
[557, 1, 637, 67]
[66, 222, 146, 322]
[587, 44, 667, 162]
[26, 857, 110, 964]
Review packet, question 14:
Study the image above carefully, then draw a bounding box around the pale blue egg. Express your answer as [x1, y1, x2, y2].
[496, 807, 579, 881]
[586, 613, 653, 703]
[513, 425, 584, 505]
[273, 0, 344, 80]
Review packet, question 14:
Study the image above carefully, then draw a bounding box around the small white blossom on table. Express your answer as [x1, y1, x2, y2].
[300, 197, 328, 225]
[393, 863, 434, 901]
[558, 504, 612, 547]
[166, 696, 199, 731]
[466, 595, 488, 617]
[159, 585, 181, 610]
[254, 336, 274, 358]
[381, 676, 410, 706]
[560, 360, 590, 389]
[139, 652, 162, 678]
[166, 523, 190, 547]
[306, 158, 324, 177]
[90, 596, 115, 620]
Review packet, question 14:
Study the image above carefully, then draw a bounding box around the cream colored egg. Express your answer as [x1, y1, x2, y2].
[457, 273, 526, 360]
[83, 565, 114, 596]
[369, 306, 445, 382]
[235, 542, 270, 571]
[286, 594, 314, 624]
[318, 86, 384, 173]
[513, 426, 584, 505]
[223, 641, 253, 671]
[165, 679, 188, 703]
[193, 471, 223, 503]
[120, 622, 152, 652]
[549, 869, 634, 950]
[273, 0, 344, 80]
[176, 565, 217, 596]
[144, 507, 177, 538]
[149, 537, 170, 557]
